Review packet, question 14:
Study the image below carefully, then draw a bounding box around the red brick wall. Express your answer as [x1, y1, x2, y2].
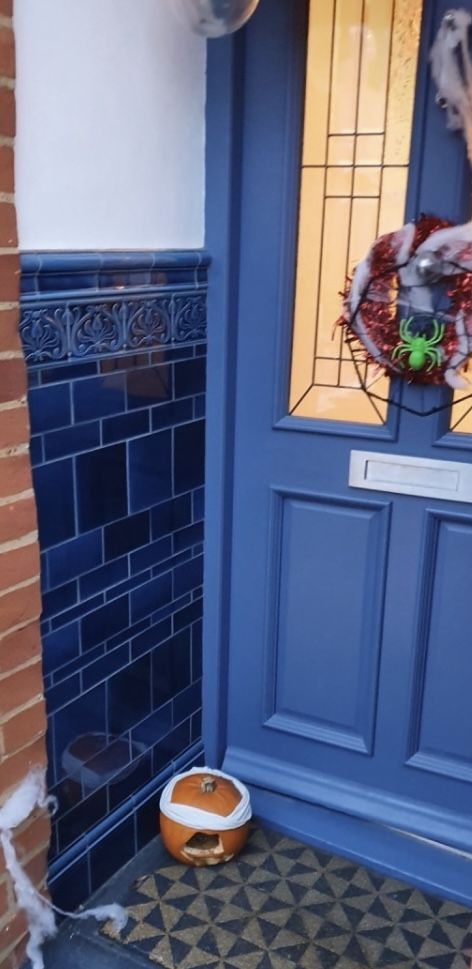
[0, 4, 49, 966]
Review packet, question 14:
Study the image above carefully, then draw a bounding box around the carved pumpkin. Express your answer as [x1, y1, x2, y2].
[159, 768, 251, 866]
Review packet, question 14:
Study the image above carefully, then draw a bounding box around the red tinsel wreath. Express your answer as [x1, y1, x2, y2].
[340, 215, 472, 387]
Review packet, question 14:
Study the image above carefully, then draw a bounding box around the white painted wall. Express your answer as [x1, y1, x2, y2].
[14, 0, 206, 250]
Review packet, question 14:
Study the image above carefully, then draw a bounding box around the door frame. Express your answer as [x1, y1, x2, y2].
[202, 0, 472, 904]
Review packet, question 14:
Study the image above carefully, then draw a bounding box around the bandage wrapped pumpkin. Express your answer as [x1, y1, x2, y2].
[159, 767, 252, 866]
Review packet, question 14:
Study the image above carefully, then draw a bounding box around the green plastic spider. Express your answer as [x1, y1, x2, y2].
[391, 317, 445, 372]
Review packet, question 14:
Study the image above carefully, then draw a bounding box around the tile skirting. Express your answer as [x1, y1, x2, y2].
[21, 249, 207, 898]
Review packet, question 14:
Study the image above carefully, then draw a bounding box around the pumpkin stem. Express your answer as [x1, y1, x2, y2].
[201, 776, 216, 794]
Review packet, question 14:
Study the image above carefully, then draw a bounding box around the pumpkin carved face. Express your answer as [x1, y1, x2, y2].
[159, 769, 251, 867]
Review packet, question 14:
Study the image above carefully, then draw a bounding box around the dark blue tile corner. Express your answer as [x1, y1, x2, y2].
[24, 249, 207, 896]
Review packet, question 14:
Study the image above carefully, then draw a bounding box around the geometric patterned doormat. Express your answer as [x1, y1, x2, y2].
[101, 827, 472, 969]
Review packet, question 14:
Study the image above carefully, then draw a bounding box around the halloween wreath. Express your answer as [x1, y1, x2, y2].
[341, 215, 472, 398]
[339, 8, 472, 417]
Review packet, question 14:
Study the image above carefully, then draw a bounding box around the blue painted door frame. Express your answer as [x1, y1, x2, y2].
[204, 0, 472, 903]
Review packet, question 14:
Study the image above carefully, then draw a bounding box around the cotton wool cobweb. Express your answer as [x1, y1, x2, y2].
[0, 769, 127, 969]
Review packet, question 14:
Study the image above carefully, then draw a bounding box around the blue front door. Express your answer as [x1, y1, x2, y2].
[208, 0, 472, 896]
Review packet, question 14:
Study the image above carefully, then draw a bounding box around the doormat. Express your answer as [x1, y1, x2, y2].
[101, 827, 472, 969]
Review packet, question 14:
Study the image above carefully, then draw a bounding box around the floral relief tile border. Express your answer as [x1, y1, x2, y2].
[19, 251, 208, 365]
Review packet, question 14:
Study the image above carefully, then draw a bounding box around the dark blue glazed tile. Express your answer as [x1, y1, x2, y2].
[128, 429, 172, 512]
[152, 549, 191, 578]
[105, 616, 150, 653]
[192, 620, 203, 680]
[152, 719, 191, 774]
[21, 273, 38, 295]
[58, 788, 108, 853]
[53, 643, 105, 684]
[49, 774, 78, 816]
[100, 353, 149, 374]
[191, 709, 202, 743]
[173, 521, 204, 554]
[108, 752, 152, 810]
[27, 370, 40, 388]
[152, 629, 191, 708]
[79, 557, 128, 599]
[151, 494, 192, 540]
[48, 822, 58, 862]
[105, 570, 151, 602]
[37, 271, 99, 292]
[130, 572, 172, 624]
[193, 487, 204, 522]
[173, 597, 203, 632]
[50, 593, 104, 631]
[104, 510, 150, 560]
[132, 703, 173, 749]
[175, 357, 206, 398]
[136, 789, 162, 850]
[81, 595, 129, 652]
[44, 420, 100, 461]
[126, 365, 171, 411]
[152, 593, 191, 627]
[90, 816, 135, 892]
[23, 253, 207, 878]
[73, 372, 126, 422]
[49, 855, 90, 913]
[76, 443, 127, 530]
[131, 617, 172, 660]
[151, 398, 193, 431]
[82, 643, 130, 690]
[151, 346, 194, 364]
[194, 394, 205, 418]
[174, 420, 205, 494]
[42, 623, 80, 675]
[147, 270, 173, 288]
[102, 409, 149, 444]
[40, 552, 49, 593]
[46, 727, 56, 787]
[28, 383, 71, 433]
[98, 268, 150, 288]
[173, 679, 202, 725]
[53, 683, 106, 780]
[173, 554, 203, 598]
[130, 536, 172, 575]
[33, 460, 75, 548]
[100, 251, 154, 271]
[107, 655, 151, 734]
[29, 435, 43, 466]
[47, 530, 102, 589]
[40, 361, 98, 384]
[42, 581, 77, 620]
[46, 674, 80, 714]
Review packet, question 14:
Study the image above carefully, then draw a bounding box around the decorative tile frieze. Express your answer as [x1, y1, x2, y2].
[20, 251, 209, 366]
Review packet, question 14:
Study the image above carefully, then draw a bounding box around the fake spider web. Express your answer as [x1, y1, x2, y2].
[343, 264, 472, 419]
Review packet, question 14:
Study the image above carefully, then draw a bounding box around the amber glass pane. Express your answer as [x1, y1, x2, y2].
[289, 0, 423, 423]
[450, 365, 472, 433]
[449, 386, 472, 434]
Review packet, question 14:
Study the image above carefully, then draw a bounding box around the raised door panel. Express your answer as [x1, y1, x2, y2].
[408, 513, 472, 782]
[265, 492, 390, 754]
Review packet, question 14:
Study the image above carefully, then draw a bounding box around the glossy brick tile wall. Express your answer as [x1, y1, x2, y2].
[20, 251, 207, 907]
